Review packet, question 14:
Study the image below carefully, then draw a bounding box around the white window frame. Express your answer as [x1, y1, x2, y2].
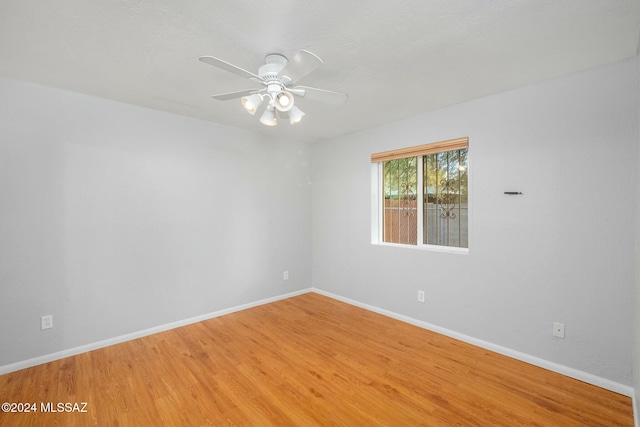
[371, 141, 470, 254]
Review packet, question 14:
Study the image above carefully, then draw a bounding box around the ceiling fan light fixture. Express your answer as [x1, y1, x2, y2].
[289, 106, 305, 125]
[241, 93, 264, 115]
[259, 106, 277, 126]
[274, 91, 294, 112]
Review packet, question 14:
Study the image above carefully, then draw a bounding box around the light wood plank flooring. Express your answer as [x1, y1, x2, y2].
[0, 292, 633, 426]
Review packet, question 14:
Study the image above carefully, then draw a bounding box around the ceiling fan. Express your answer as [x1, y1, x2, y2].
[199, 50, 348, 126]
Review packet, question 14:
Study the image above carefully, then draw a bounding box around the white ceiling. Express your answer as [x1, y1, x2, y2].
[1, 1, 639, 142]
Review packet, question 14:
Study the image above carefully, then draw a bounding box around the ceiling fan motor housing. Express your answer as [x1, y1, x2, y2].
[260, 54, 288, 82]
[259, 54, 293, 110]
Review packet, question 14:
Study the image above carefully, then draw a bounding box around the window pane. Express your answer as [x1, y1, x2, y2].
[423, 148, 468, 248]
[383, 157, 417, 245]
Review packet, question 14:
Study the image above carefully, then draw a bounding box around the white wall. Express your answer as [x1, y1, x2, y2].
[312, 58, 638, 387]
[634, 57, 640, 423]
[0, 77, 312, 367]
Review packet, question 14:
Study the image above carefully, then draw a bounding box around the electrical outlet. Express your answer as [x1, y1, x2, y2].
[41, 315, 53, 330]
[283, 271, 289, 280]
[417, 290, 425, 303]
[553, 322, 565, 339]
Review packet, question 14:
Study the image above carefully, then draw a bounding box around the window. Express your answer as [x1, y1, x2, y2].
[371, 137, 469, 250]
[382, 157, 418, 244]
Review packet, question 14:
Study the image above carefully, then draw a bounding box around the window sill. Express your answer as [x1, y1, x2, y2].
[372, 241, 469, 254]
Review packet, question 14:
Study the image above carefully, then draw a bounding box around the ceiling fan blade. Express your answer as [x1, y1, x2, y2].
[278, 50, 323, 84]
[211, 89, 262, 101]
[292, 86, 349, 106]
[199, 56, 261, 80]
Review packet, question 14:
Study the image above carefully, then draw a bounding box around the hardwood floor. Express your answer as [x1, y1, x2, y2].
[0, 292, 633, 426]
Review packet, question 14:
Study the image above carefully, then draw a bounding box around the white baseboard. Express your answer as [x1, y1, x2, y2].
[0, 288, 313, 376]
[312, 288, 635, 398]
